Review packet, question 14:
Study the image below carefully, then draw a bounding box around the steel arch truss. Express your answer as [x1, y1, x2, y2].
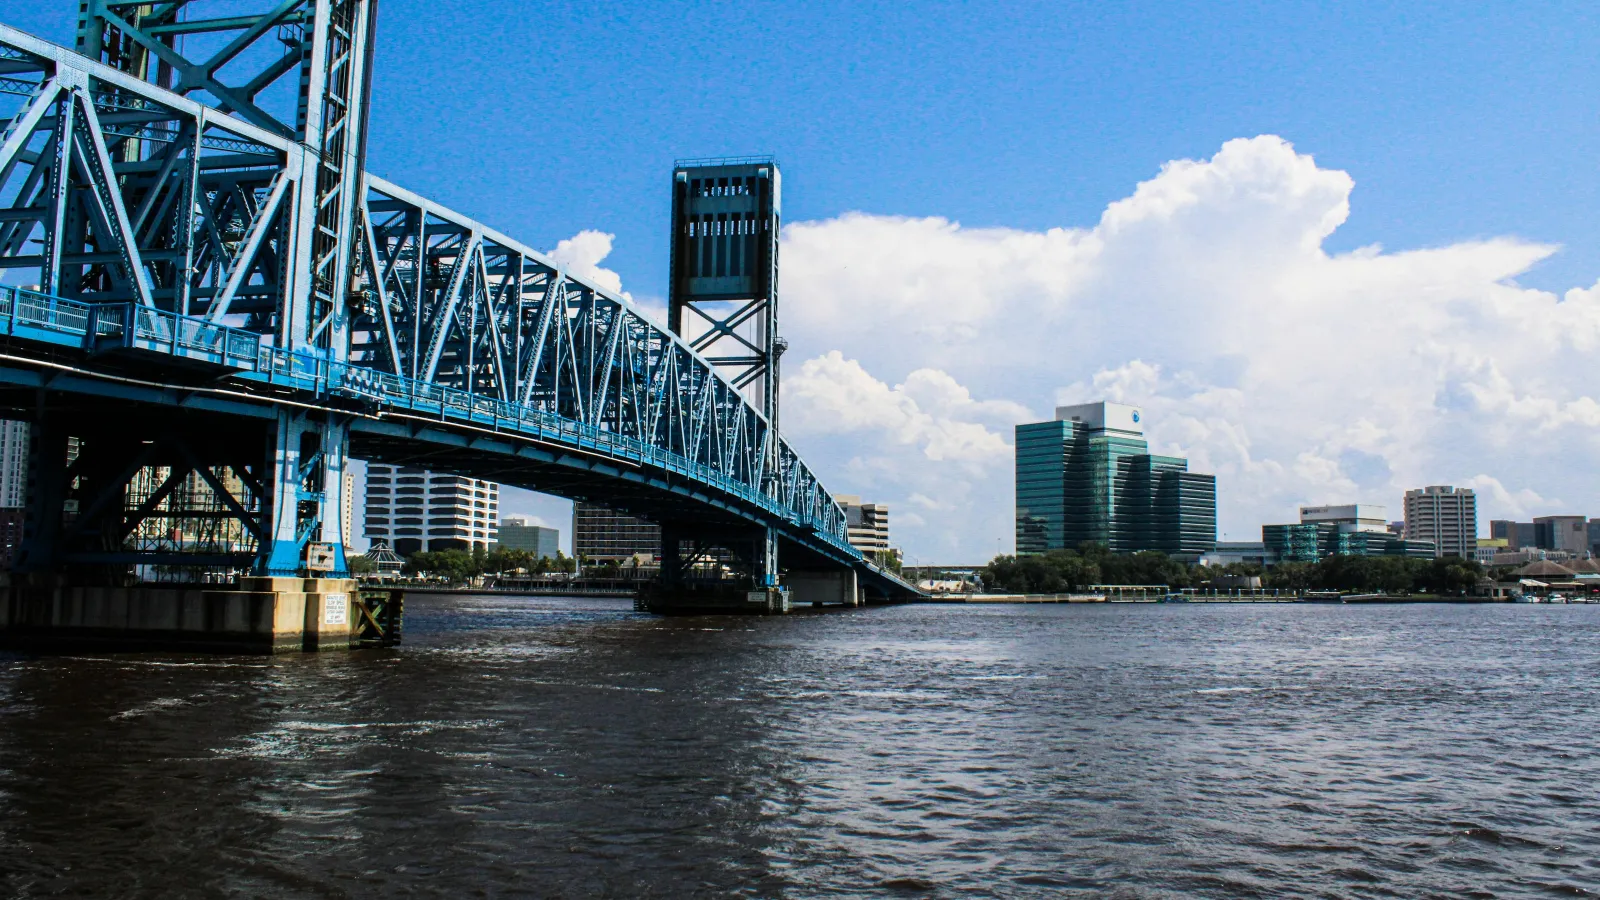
[0, 21, 851, 556]
[0, 25, 291, 321]
[351, 179, 844, 539]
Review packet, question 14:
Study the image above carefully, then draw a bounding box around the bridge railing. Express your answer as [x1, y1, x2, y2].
[310, 351, 858, 554]
[0, 289, 267, 371]
[92, 304, 264, 369]
[0, 286, 858, 557]
[0, 286, 94, 339]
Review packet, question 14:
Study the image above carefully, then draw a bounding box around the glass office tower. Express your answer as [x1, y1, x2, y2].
[1015, 402, 1216, 559]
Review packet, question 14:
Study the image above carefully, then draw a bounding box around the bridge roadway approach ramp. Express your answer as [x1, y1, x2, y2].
[0, 5, 920, 651]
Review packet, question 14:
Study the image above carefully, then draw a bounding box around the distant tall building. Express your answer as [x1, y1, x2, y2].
[1403, 486, 1477, 559]
[1533, 515, 1587, 555]
[496, 516, 560, 559]
[1493, 516, 1591, 555]
[0, 420, 27, 508]
[834, 495, 890, 554]
[363, 465, 498, 555]
[1491, 519, 1536, 550]
[0, 507, 21, 569]
[573, 502, 660, 563]
[1015, 401, 1216, 559]
[0, 420, 26, 568]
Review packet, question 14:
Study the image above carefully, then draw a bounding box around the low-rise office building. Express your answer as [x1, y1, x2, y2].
[1301, 504, 1391, 534]
[1534, 515, 1588, 555]
[1491, 516, 1593, 556]
[1475, 538, 1509, 564]
[1491, 519, 1537, 550]
[1486, 547, 1575, 567]
[1263, 523, 1435, 562]
[495, 516, 560, 559]
[1263, 503, 1434, 562]
[1201, 541, 1275, 567]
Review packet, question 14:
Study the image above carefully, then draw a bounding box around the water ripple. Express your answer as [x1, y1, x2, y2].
[0, 598, 1597, 897]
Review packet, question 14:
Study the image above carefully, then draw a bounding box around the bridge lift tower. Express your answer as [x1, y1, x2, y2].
[658, 158, 788, 603]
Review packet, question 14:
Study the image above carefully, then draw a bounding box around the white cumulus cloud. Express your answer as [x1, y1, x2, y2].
[774, 135, 1600, 558]
[785, 352, 1027, 466]
[546, 230, 632, 301]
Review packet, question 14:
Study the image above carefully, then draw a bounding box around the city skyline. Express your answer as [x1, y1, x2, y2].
[8, 3, 1599, 562]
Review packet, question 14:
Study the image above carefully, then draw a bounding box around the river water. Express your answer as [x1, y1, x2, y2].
[0, 597, 1597, 898]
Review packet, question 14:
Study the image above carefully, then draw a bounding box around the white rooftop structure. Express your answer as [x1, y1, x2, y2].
[1300, 504, 1389, 534]
[1054, 401, 1144, 435]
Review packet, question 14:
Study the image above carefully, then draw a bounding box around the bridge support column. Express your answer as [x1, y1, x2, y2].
[636, 523, 788, 615]
[0, 408, 373, 652]
[659, 522, 683, 586]
[260, 409, 351, 578]
[758, 527, 779, 588]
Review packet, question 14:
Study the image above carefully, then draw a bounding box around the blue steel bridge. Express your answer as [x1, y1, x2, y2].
[0, 3, 918, 611]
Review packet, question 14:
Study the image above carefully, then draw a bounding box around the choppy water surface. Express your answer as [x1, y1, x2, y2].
[1, 598, 1598, 898]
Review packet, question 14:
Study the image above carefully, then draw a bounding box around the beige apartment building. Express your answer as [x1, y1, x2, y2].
[1403, 485, 1476, 559]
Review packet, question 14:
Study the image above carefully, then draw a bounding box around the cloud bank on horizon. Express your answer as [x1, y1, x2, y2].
[778, 135, 1600, 561]
[561, 135, 1600, 562]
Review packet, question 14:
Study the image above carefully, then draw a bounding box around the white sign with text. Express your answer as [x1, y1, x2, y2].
[324, 593, 348, 626]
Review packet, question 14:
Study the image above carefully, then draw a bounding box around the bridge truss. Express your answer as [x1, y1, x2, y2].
[0, 4, 909, 597]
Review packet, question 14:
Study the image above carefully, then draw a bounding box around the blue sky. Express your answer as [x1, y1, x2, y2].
[10, 2, 1600, 559]
[15, 1, 1598, 293]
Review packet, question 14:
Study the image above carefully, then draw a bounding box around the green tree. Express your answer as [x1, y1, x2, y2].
[405, 548, 476, 583]
[1100, 549, 1188, 587]
[980, 548, 1100, 593]
[1263, 561, 1316, 592]
[485, 547, 533, 575]
[348, 553, 376, 576]
[1418, 556, 1483, 595]
[1314, 555, 1399, 592]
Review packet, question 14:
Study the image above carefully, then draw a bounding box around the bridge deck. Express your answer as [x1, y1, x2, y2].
[0, 286, 920, 598]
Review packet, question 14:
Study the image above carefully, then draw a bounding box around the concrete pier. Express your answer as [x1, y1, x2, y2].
[0, 576, 358, 653]
[638, 571, 867, 615]
[635, 583, 792, 615]
[786, 570, 862, 608]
